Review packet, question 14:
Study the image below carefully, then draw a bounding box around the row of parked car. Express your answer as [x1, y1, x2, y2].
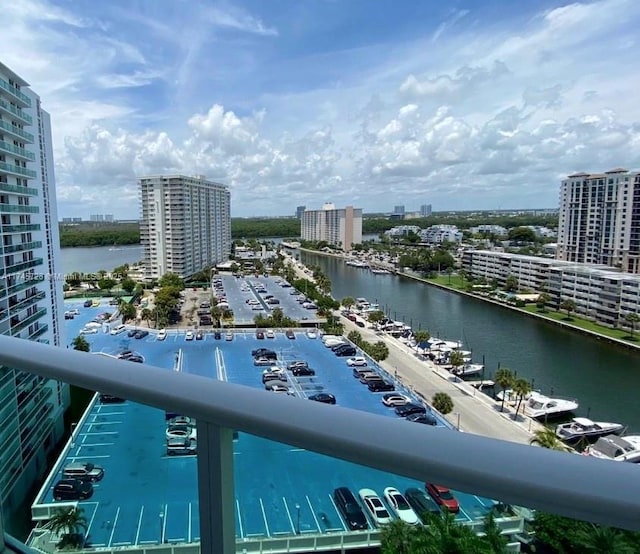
[321, 335, 357, 357]
[165, 414, 197, 456]
[53, 462, 105, 501]
[334, 483, 460, 530]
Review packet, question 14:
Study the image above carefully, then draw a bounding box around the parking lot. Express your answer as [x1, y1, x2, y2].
[35, 300, 497, 548]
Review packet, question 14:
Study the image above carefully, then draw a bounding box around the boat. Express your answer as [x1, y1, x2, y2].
[450, 363, 484, 377]
[555, 417, 625, 443]
[346, 260, 369, 268]
[524, 392, 579, 420]
[370, 268, 391, 274]
[585, 435, 640, 463]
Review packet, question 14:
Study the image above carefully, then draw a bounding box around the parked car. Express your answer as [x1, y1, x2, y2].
[265, 382, 289, 393]
[166, 437, 197, 456]
[110, 324, 126, 335]
[406, 413, 438, 426]
[127, 329, 137, 337]
[99, 393, 125, 404]
[252, 348, 277, 359]
[262, 371, 287, 384]
[384, 487, 420, 525]
[199, 316, 213, 326]
[333, 487, 368, 530]
[358, 372, 381, 384]
[425, 484, 460, 513]
[368, 380, 395, 392]
[382, 394, 411, 407]
[185, 330, 194, 341]
[405, 488, 441, 522]
[285, 329, 296, 339]
[308, 393, 336, 405]
[292, 366, 315, 377]
[63, 462, 104, 482]
[134, 330, 149, 339]
[126, 355, 144, 363]
[157, 329, 167, 341]
[83, 299, 93, 308]
[334, 346, 357, 357]
[395, 403, 427, 417]
[358, 488, 392, 527]
[353, 367, 374, 379]
[53, 479, 93, 501]
[256, 330, 265, 339]
[168, 416, 195, 427]
[287, 360, 308, 370]
[346, 357, 367, 367]
[196, 330, 204, 340]
[214, 331, 221, 340]
[166, 425, 197, 441]
[225, 331, 233, 341]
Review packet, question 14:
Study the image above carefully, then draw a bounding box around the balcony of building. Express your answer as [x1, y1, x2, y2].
[1, 223, 41, 234]
[0, 182, 38, 196]
[0, 204, 39, 214]
[3, 240, 43, 254]
[1, 257, 43, 277]
[0, 119, 34, 143]
[8, 291, 46, 317]
[0, 161, 37, 179]
[0, 78, 32, 107]
[9, 307, 47, 334]
[0, 335, 637, 554]
[0, 97, 33, 125]
[0, 139, 35, 161]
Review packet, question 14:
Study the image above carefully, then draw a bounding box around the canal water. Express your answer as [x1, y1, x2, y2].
[300, 250, 640, 432]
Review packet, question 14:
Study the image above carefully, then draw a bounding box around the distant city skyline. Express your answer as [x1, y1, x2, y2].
[3, 1, 640, 219]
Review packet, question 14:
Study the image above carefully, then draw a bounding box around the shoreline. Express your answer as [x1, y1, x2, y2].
[296, 246, 640, 353]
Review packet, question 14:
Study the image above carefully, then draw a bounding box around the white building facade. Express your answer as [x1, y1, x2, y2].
[300, 203, 362, 251]
[420, 224, 463, 244]
[462, 250, 640, 328]
[0, 61, 68, 533]
[139, 175, 231, 280]
[557, 168, 640, 273]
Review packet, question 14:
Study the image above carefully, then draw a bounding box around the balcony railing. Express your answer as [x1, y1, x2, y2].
[1, 223, 41, 233]
[0, 119, 34, 142]
[0, 139, 35, 161]
[3, 240, 42, 254]
[0, 182, 38, 196]
[0, 257, 43, 277]
[0, 78, 32, 107]
[9, 308, 46, 333]
[0, 204, 39, 214]
[0, 161, 36, 179]
[0, 335, 638, 554]
[0, 97, 32, 125]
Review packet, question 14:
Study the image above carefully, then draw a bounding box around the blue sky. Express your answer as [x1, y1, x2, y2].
[4, 0, 640, 218]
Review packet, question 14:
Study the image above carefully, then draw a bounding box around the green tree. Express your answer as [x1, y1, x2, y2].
[512, 377, 532, 420]
[347, 330, 363, 346]
[141, 308, 152, 328]
[504, 274, 518, 293]
[71, 335, 90, 352]
[624, 312, 639, 338]
[369, 341, 389, 362]
[119, 301, 136, 323]
[481, 510, 508, 553]
[158, 272, 184, 290]
[46, 507, 88, 548]
[575, 523, 637, 553]
[121, 278, 136, 294]
[508, 226, 537, 243]
[536, 292, 550, 312]
[380, 519, 416, 554]
[494, 367, 514, 412]
[530, 428, 570, 451]
[449, 350, 465, 372]
[432, 392, 454, 415]
[413, 330, 431, 345]
[560, 298, 576, 319]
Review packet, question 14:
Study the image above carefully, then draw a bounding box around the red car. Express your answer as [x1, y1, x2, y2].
[425, 484, 460, 513]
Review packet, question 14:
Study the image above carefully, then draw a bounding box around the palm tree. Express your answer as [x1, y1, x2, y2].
[494, 367, 514, 412]
[71, 335, 90, 352]
[536, 292, 550, 312]
[413, 330, 431, 346]
[380, 519, 417, 554]
[575, 523, 636, 553]
[512, 377, 532, 420]
[341, 297, 355, 310]
[432, 392, 454, 415]
[141, 308, 152, 327]
[529, 428, 569, 451]
[481, 510, 508, 553]
[560, 298, 576, 320]
[624, 312, 639, 339]
[46, 507, 88, 548]
[449, 350, 465, 373]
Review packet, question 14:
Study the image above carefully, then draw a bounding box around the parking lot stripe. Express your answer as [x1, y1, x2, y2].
[162, 504, 168, 543]
[458, 506, 472, 521]
[78, 443, 115, 448]
[188, 502, 192, 543]
[134, 506, 144, 545]
[306, 495, 321, 532]
[236, 499, 244, 538]
[259, 498, 270, 537]
[283, 497, 295, 533]
[328, 494, 347, 531]
[68, 455, 111, 460]
[83, 502, 99, 540]
[108, 506, 120, 547]
[83, 431, 119, 436]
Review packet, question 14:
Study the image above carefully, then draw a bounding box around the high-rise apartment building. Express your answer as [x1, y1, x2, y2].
[295, 205, 305, 219]
[139, 175, 231, 279]
[0, 61, 68, 533]
[557, 168, 640, 273]
[420, 204, 432, 217]
[300, 203, 362, 251]
[393, 205, 405, 215]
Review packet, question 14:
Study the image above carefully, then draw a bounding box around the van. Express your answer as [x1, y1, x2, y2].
[157, 329, 167, 341]
[324, 338, 346, 348]
[63, 462, 104, 482]
[110, 324, 126, 335]
[333, 487, 368, 530]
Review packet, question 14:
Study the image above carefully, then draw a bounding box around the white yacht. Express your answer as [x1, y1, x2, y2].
[524, 392, 579, 420]
[585, 435, 640, 463]
[555, 417, 625, 443]
[450, 363, 484, 377]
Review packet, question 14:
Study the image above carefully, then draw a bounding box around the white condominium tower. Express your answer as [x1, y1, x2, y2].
[0, 61, 67, 534]
[301, 203, 362, 251]
[139, 175, 231, 279]
[557, 168, 640, 273]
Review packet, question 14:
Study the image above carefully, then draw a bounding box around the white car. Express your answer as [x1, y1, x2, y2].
[359, 488, 392, 527]
[225, 331, 233, 341]
[80, 326, 98, 335]
[306, 329, 317, 339]
[157, 329, 167, 341]
[185, 330, 194, 341]
[266, 329, 275, 339]
[109, 324, 126, 335]
[166, 425, 197, 441]
[346, 357, 367, 367]
[381, 394, 411, 407]
[383, 487, 420, 525]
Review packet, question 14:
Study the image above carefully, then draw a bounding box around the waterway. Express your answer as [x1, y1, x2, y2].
[299, 250, 640, 433]
[60, 245, 143, 274]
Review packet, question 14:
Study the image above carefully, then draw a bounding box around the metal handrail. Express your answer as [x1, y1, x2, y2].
[0, 334, 639, 532]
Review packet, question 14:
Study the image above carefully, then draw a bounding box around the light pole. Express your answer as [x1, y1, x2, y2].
[295, 503, 300, 534]
[455, 412, 461, 431]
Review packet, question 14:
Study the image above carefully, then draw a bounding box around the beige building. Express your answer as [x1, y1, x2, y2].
[139, 175, 231, 279]
[300, 203, 362, 251]
[557, 168, 640, 273]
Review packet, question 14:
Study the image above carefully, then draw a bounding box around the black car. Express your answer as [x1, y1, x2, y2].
[292, 366, 315, 377]
[367, 380, 395, 392]
[199, 316, 212, 326]
[404, 487, 441, 522]
[53, 479, 93, 501]
[134, 330, 149, 339]
[333, 487, 368, 530]
[334, 347, 357, 357]
[406, 412, 438, 425]
[214, 331, 222, 340]
[127, 329, 137, 337]
[395, 403, 427, 417]
[127, 355, 144, 363]
[99, 393, 125, 403]
[83, 299, 92, 308]
[285, 329, 296, 339]
[308, 393, 336, 404]
[252, 348, 277, 358]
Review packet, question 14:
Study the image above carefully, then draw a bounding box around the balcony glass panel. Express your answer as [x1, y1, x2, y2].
[0, 77, 32, 106]
[0, 97, 32, 124]
[0, 139, 35, 161]
[1, 223, 41, 233]
[0, 182, 38, 196]
[0, 160, 37, 178]
[10, 307, 47, 333]
[3, 240, 42, 254]
[0, 204, 39, 214]
[1, 257, 43, 277]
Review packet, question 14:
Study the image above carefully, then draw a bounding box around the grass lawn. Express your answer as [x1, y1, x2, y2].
[425, 274, 467, 290]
